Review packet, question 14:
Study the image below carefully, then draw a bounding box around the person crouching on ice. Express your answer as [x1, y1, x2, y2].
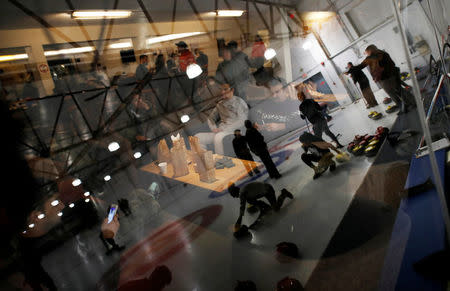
[228, 182, 293, 231]
[299, 132, 343, 179]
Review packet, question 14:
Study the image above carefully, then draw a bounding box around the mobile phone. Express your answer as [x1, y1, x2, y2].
[107, 204, 118, 223]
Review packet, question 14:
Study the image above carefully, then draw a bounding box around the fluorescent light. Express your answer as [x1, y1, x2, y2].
[44, 46, 94, 57]
[217, 10, 244, 17]
[0, 53, 28, 62]
[104, 175, 111, 181]
[83, 191, 90, 197]
[180, 114, 190, 123]
[85, 198, 90, 203]
[302, 11, 335, 23]
[109, 42, 132, 49]
[69, 203, 75, 208]
[186, 63, 202, 79]
[23, 230, 27, 234]
[134, 152, 142, 159]
[57, 212, 63, 217]
[303, 41, 312, 50]
[37, 213, 45, 219]
[264, 48, 276, 60]
[108, 142, 120, 152]
[72, 10, 132, 19]
[72, 178, 82, 186]
[28, 223, 35, 228]
[147, 32, 205, 45]
[51, 200, 59, 207]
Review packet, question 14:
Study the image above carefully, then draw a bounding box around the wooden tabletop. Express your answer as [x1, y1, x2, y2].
[140, 154, 261, 192]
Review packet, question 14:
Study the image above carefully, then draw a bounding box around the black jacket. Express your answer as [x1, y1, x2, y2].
[245, 127, 267, 154]
[347, 66, 370, 89]
[232, 135, 251, 157]
[299, 99, 324, 124]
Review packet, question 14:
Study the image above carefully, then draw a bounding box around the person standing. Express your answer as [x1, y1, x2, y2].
[175, 41, 196, 72]
[296, 90, 344, 148]
[232, 129, 260, 177]
[245, 120, 282, 179]
[345, 62, 378, 108]
[354, 44, 414, 113]
[136, 55, 150, 81]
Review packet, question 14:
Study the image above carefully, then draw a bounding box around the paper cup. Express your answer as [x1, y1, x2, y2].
[158, 162, 168, 174]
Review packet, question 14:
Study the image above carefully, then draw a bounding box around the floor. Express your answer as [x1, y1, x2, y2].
[33, 91, 402, 291]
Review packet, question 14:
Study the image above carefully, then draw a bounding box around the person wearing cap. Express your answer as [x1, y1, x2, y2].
[175, 41, 196, 72]
[194, 83, 248, 155]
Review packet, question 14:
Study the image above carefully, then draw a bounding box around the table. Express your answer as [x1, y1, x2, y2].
[140, 154, 261, 192]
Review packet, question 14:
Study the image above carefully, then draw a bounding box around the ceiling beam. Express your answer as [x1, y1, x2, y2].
[137, 0, 161, 36]
[8, 0, 82, 48]
[242, 0, 295, 9]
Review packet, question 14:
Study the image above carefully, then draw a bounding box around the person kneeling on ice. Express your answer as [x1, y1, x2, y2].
[228, 182, 293, 231]
[299, 132, 343, 179]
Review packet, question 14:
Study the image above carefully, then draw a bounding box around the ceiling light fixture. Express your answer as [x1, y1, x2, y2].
[180, 114, 190, 123]
[28, 223, 35, 228]
[217, 10, 245, 17]
[108, 141, 120, 152]
[134, 152, 142, 159]
[186, 63, 202, 79]
[302, 11, 335, 24]
[0, 53, 28, 62]
[104, 175, 111, 181]
[85, 198, 90, 203]
[72, 178, 82, 186]
[51, 200, 59, 207]
[83, 191, 90, 197]
[264, 48, 276, 60]
[44, 46, 95, 57]
[147, 32, 205, 45]
[109, 42, 133, 49]
[57, 212, 63, 217]
[69, 203, 75, 208]
[72, 10, 132, 20]
[37, 213, 45, 219]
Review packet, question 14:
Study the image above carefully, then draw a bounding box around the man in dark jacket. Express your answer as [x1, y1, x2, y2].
[297, 91, 343, 148]
[345, 62, 378, 108]
[232, 129, 260, 177]
[245, 120, 281, 179]
[354, 44, 414, 113]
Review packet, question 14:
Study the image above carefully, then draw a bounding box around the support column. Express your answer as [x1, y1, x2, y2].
[26, 44, 54, 96]
[274, 8, 292, 83]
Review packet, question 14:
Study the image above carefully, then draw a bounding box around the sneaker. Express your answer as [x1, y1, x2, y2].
[281, 189, 294, 199]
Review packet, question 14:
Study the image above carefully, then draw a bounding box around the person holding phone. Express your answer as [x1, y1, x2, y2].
[100, 205, 125, 254]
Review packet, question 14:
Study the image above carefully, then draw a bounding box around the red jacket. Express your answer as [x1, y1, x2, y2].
[251, 41, 266, 58]
[178, 50, 196, 72]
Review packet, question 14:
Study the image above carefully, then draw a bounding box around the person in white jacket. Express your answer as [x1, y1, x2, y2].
[195, 83, 249, 155]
